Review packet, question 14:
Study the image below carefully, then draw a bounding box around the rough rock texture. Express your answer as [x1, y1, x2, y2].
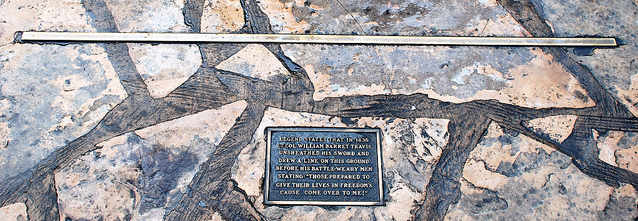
[216, 44, 290, 81]
[596, 130, 638, 174]
[0, 0, 95, 45]
[232, 107, 449, 220]
[525, 115, 577, 143]
[0, 203, 27, 221]
[264, 1, 597, 108]
[200, 0, 245, 33]
[0, 0, 637, 220]
[257, 0, 527, 36]
[284, 45, 595, 109]
[0, 43, 127, 180]
[537, 0, 638, 116]
[105, 0, 202, 98]
[447, 123, 638, 220]
[253, 0, 596, 108]
[55, 101, 246, 220]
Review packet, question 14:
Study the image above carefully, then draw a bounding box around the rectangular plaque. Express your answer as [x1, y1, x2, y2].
[264, 127, 384, 206]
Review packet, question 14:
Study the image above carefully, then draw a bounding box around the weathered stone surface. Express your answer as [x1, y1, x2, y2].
[201, 0, 245, 33]
[0, 44, 127, 180]
[283, 45, 595, 109]
[447, 123, 638, 220]
[232, 107, 449, 220]
[128, 44, 202, 98]
[537, 0, 638, 116]
[596, 130, 638, 174]
[0, 203, 27, 221]
[598, 184, 638, 220]
[216, 44, 290, 82]
[0, 0, 95, 45]
[105, 0, 189, 33]
[259, 1, 596, 108]
[1, 0, 636, 220]
[55, 101, 246, 220]
[105, 0, 202, 98]
[525, 115, 577, 143]
[257, 0, 527, 36]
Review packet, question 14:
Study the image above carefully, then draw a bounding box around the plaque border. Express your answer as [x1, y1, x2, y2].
[263, 127, 384, 206]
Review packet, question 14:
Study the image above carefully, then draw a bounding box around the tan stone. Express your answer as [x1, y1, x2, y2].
[616, 145, 638, 174]
[257, 0, 595, 109]
[595, 130, 638, 174]
[208, 212, 225, 221]
[461, 12, 529, 37]
[617, 74, 638, 117]
[0, 99, 10, 151]
[452, 122, 618, 220]
[596, 130, 638, 174]
[463, 159, 508, 190]
[134, 100, 248, 148]
[55, 172, 137, 221]
[526, 115, 578, 143]
[128, 44, 202, 98]
[376, 180, 421, 221]
[201, 0, 245, 33]
[256, 0, 309, 33]
[468, 123, 556, 171]
[616, 184, 638, 204]
[595, 130, 624, 167]
[0, 203, 27, 221]
[216, 44, 290, 81]
[501, 50, 594, 108]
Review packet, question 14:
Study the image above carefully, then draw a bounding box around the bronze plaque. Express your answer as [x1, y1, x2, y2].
[264, 127, 384, 206]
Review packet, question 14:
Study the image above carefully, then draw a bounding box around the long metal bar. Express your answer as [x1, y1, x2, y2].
[17, 31, 617, 47]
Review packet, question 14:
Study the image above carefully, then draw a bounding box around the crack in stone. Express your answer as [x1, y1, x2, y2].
[230, 179, 267, 220]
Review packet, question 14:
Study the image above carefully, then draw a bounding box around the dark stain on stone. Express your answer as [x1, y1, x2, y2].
[573, 90, 589, 103]
[572, 47, 596, 56]
[415, 114, 491, 220]
[123, 211, 132, 221]
[496, 148, 552, 177]
[460, 180, 509, 215]
[598, 193, 638, 220]
[502, 127, 520, 137]
[558, 183, 567, 195]
[616, 132, 637, 149]
[340, 117, 358, 126]
[497, 134, 514, 145]
[396, 121, 416, 145]
[133, 141, 199, 213]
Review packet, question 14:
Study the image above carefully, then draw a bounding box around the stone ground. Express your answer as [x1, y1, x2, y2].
[0, 0, 637, 220]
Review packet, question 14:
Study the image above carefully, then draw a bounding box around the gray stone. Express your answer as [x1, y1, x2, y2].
[105, 0, 202, 98]
[538, 0, 638, 116]
[259, 0, 596, 108]
[0, 44, 126, 180]
[55, 101, 246, 220]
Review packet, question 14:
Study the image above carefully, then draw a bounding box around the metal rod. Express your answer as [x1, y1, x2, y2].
[17, 31, 617, 47]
